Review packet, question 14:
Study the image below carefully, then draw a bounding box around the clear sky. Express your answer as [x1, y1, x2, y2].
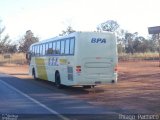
[0, 0, 160, 41]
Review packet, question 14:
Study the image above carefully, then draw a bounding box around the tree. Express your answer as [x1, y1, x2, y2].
[59, 26, 76, 36]
[133, 36, 146, 53]
[124, 33, 156, 53]
[0, 20, 11, 53]
[116, 29, 127, 53]
[150, 34, 159, 52]
[19, 30, 39, 53]
[7, 44, 17, 53]
[97, 20, 119, 32]
[124, 32, 138, 54]
[117, 44, 125, 54]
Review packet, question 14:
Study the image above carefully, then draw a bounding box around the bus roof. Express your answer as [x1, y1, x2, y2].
[31, 31, 114, 47]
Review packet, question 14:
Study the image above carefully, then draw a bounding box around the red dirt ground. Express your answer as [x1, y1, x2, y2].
[0, 61, 160, 113]
[78, 61, 160, 114]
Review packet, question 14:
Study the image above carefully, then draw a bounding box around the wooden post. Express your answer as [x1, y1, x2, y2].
[158, 33, 160, 67]
[148, 26, 160, 67]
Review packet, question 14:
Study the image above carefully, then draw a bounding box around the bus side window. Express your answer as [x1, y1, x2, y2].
[56, 41, 60, 55]
[65, 39, 70, 54]
[33, 46, 36, 56]
[37, 45, 40, 56]
[31, 46, 33, 56]
[39, 44, 43, 56]
[60, 40, 65, 55]
[53, 42, 56, 55]
[47, 42, 53, 54]
[35, 45, 37, 56]
[32, 46, 34, 56]
[42, 44, 45, 55]
[70, 38, 75, 55]
[45, 43, 49, 55]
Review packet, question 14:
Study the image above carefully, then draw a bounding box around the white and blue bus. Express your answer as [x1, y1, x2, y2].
[28, 32, 118, 88]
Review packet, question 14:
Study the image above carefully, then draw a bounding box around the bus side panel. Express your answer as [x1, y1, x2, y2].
[35, 57, 48, 80]
[60, 56, 76, 86]
[46, 56, 76, 86]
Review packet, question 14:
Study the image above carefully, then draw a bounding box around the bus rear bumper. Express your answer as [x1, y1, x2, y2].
[75, 75, 117, 86]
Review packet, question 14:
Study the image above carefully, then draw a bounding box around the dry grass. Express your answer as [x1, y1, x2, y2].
[119, 52, 159, 61]
[0, 52, 159, 65]
[0, 53, 27, 65]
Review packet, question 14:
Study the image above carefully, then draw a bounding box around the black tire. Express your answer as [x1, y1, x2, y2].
[83, 85, 94, 89]
[32, 68, 38, 80]
[55, 72, 63, 89]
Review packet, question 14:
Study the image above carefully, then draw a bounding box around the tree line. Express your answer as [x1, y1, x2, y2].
[0, 20, 39, 54]
[97, 20, 159, 54]
[0, 20, 159, 54]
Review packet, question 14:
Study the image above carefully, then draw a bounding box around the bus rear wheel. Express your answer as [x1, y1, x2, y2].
[55, 72, 63, 89]
[32, 68, 38, 80]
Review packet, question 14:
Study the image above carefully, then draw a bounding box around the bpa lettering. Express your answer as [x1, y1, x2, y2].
[91, 38, 106, 43]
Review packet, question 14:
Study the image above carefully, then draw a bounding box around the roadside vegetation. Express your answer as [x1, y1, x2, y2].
[119, 52, 159, 61]
[0, 53, 27, 65]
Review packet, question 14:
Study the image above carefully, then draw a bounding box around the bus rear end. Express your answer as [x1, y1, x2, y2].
[74, 32, 118, 86]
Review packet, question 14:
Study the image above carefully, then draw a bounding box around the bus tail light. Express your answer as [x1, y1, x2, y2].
[76, 66, 81, 73]
[114, 64, 118, 72]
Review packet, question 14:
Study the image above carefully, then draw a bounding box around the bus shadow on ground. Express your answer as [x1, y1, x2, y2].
[35, 78, 105, 95]
[63, 85, 105, 94]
